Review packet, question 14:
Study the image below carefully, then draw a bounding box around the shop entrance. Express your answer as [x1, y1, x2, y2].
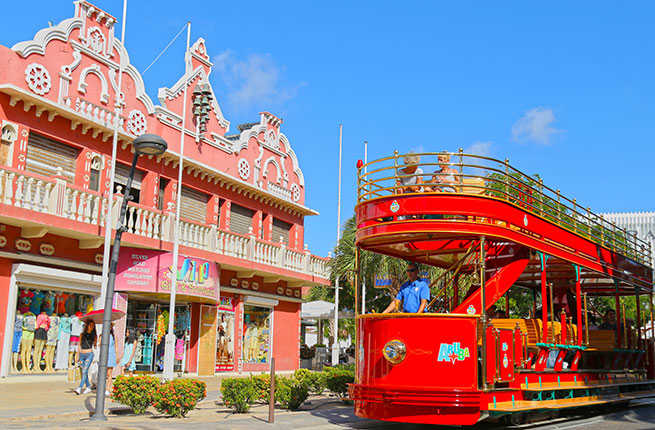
[125, 301, 191, 373]
[216, 310, 234, 371]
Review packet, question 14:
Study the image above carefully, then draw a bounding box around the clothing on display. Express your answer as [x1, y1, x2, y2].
[30, 291, 45, 314]
[12, 314, 23, 353]
[46, 316, 59, 346]
[175, 338, 185, 361]
[10, 288, 97, 374]
[242, 305, 271, 364]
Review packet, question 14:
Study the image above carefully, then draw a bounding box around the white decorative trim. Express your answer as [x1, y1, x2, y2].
[85, 26, 106, 56]
[262, 156, 282, 183]
[238, 158, 250, 181]
[25, 63, 51, 96]
[77, 64, 109, 104]
[112, 39, 155, 114]
[60, 49, 82, 79]
[290, 183, 301, 202]
[127, 109, 147, 136]
[11, 17, 83, 57]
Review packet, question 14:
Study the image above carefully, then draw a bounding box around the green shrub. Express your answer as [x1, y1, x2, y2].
[250, 373, 271, 402]
[293, 369, 326, 395]
[112, 375, 161, 414]
[325, 367, 354, 403]
[186, 379, 207, 401]
[221, 378, 256, 413]
[153, 379, 204, 417]
[275, 376, 309, 410]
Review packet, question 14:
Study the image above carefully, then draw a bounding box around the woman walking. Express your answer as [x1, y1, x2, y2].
[119, 328, 137, 376]
[99, 323, 118, 396]
[74, 320, 96, 395]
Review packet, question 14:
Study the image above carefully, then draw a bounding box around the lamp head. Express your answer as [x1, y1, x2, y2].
[133, 134, 168, 156]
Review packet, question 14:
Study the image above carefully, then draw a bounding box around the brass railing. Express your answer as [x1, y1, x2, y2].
[357, 150, 652, 266]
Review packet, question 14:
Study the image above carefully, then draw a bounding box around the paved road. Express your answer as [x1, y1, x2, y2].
[4, 400, 655, 429]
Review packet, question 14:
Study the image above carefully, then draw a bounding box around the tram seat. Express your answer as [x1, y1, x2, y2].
[587, 330, 616, 351]
[457, 178, 486, 194]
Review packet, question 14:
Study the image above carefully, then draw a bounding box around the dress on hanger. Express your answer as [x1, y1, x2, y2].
[30, 291, 45, 315]
[18, 290, 33, 314]
[42, 293, 55, 315]
[55, 316, 71, 369]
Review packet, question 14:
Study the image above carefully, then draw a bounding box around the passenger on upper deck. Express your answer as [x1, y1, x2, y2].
[395, 153, 423, 194]
[382, 262, 430, 314]
[426, 151, 458, 192]
[599, 309, 617, 330]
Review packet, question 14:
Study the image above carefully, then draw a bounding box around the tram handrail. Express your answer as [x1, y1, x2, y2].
[357, 150, 652, 266]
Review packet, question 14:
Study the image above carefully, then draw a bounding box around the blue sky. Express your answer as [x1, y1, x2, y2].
[2, 1, 654, 257]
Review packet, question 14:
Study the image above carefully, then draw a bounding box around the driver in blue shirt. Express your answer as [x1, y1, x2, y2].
[382, 262, 430, 313]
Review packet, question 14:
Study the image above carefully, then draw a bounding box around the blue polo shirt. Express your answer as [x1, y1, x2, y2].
[396, 279, 430, 313]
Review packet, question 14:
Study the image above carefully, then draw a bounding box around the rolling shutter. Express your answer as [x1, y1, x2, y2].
[230, 203, 254, 236]
[114, 163, 144, 190]
[25, 133, 79, 183]
[272, 218, 291, 244]
[180, 186, 208, 224]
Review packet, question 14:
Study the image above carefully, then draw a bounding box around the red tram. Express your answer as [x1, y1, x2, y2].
[348, 151, 655, 426]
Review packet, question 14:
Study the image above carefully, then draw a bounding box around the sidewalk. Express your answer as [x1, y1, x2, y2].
[0, 374, 365, 429]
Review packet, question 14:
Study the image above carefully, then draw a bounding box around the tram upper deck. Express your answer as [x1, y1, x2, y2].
[356, 151, 652, 294]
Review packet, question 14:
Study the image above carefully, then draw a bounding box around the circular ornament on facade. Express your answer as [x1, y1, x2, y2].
[25, 63, 51, 95]
[290, 183, 301, 202]
[0, 235, 6, 248]
[238, 159, 250, 181]
[127, 110, 147, 136]
[95, 254, 103, 264]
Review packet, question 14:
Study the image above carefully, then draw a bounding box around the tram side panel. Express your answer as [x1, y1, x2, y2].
[351, 315, 482, 425]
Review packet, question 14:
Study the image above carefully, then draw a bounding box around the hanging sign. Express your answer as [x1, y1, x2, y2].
[375, 275, 393, 289]
[116, 247, 219, 301]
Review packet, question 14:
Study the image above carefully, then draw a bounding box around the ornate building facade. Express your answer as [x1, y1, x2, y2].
[0, 1, 329, 377]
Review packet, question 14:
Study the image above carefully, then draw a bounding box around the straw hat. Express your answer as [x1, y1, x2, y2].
[400, 153, 420, 172]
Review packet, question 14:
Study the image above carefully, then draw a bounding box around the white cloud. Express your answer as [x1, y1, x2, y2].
[512, 107, 561, 145]
[213, 50, 304, 110]
[465, 141, 492, 157]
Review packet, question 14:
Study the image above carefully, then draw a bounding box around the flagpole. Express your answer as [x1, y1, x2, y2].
[99, 0, 128, 305]
[163, 21, 191, 380]
[361, 140, 367, 315]
[332, 124, 343, 366]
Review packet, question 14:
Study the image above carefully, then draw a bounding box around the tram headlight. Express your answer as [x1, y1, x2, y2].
[382, 339, 406, 365]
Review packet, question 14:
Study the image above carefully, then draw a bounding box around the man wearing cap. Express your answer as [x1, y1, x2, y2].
[382, 262, 430, 313]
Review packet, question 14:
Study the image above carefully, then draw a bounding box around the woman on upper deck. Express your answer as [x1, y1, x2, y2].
[395, 153, 424, 194]
[427, 151, 458, 192]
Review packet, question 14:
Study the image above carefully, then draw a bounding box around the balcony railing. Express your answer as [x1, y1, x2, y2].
[358, 150, 652, 266]
[0, 166, 330, 280]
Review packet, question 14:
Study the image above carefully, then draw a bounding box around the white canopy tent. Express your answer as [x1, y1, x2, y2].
[301, 300, 354, 320]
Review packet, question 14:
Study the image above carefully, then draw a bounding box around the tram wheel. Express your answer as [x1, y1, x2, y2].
[509, 412, 524, 426]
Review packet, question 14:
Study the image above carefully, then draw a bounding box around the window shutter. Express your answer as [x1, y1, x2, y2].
[25, 133, 79, 183]
[180, 186, 208, 224]
[230, 203, 254, 236]
[114, 163, 144, 190]
[272, 218, 292, 244]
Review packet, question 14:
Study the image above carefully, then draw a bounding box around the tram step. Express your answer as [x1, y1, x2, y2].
[521, 379, 655, 391]
[487, 390, 655, 412]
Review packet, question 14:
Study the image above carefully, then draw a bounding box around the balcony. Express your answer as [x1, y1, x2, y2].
[0, 166, 330, 282]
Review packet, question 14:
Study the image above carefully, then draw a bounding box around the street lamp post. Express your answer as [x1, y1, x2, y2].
[91, 134, 168, 421]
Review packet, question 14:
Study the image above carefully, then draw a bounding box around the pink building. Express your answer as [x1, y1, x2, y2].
[0, 1, 329, 377]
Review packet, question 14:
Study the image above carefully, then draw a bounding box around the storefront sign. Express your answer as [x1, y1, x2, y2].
[218, 296, 235, 312]
[116, 247, 219, 301]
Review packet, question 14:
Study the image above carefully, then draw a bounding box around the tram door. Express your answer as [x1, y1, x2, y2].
[486, 327, 515, 384]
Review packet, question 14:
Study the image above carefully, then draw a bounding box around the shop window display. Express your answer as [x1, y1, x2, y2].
[125, 301, 190, 373]
[11, 287, 95, 374]
[242, 305, 271, 364]
[216, 312, 234, 371]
